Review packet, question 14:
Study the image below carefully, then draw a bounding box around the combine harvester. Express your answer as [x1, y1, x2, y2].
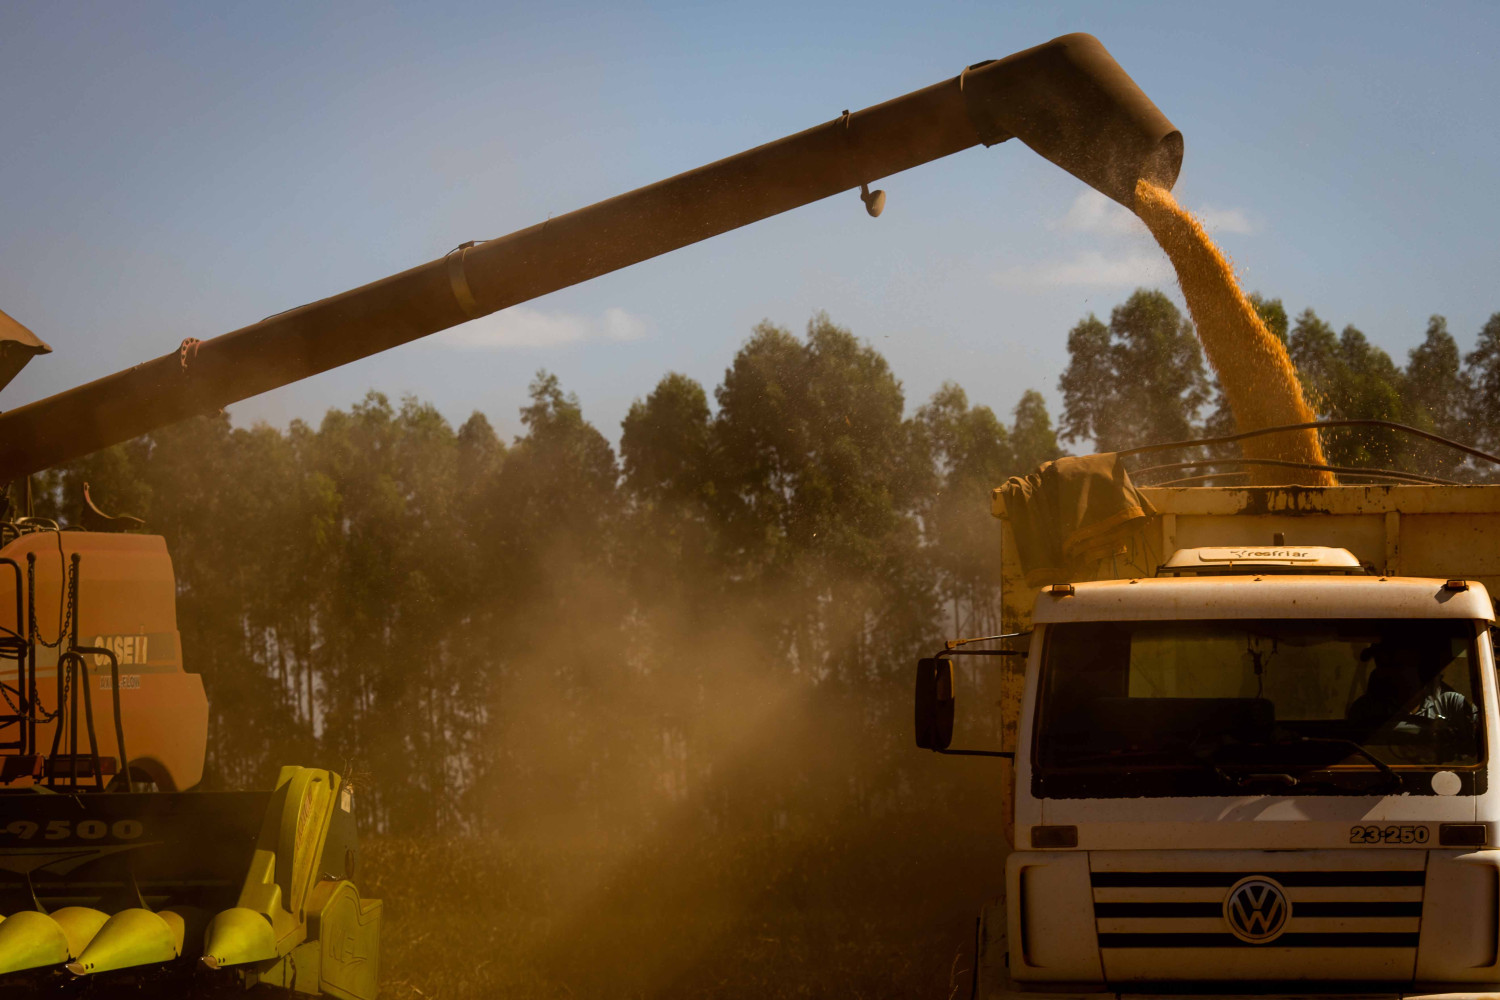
[0, 33, 1180, 995]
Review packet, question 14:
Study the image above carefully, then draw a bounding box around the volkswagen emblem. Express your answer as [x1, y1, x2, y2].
[1223, 876, 1291, 943]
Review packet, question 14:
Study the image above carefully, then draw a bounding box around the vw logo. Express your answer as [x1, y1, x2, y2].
[1223, 876, 1291, 944]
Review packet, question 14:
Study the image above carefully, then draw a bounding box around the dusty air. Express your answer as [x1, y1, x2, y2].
[0, 6, 1496, 1000]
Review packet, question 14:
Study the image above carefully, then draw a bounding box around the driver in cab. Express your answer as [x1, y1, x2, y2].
[1348, 639, 1475, 737]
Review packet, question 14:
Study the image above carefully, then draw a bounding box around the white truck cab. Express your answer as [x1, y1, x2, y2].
[933, 484, 1500, 999]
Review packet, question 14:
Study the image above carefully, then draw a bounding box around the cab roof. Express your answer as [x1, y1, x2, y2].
[1160, 545, 1365, 575]
[1032, 573, 1495, 624]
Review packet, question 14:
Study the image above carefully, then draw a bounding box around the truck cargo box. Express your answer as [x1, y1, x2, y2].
[991, 483, 1500, 757]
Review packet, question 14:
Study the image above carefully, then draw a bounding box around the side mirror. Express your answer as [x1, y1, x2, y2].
[914, 657, 955, 750]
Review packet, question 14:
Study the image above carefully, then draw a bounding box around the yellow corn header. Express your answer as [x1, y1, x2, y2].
[0, 765, 378, 995]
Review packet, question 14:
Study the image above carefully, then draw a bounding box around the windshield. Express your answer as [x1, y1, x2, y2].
[1034, 618, 1484, 798]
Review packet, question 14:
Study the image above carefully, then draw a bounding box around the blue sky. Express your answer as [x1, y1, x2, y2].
[2, 1, 1497, 446]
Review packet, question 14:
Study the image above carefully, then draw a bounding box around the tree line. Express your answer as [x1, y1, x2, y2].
[1062, 289, 1500, 479]
[30, 295, 1500, 834]
[33, 315, 1055, 835]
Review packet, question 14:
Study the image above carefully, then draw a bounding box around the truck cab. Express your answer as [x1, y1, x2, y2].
[939, 484, 1500, 999]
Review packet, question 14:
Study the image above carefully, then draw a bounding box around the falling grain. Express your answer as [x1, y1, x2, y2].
[1134, 179, 1333, 487]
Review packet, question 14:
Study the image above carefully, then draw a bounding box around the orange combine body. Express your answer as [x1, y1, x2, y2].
[0, 529, 206, 792]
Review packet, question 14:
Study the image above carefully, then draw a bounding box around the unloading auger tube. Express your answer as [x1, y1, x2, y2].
[0, 31, 1179, 483]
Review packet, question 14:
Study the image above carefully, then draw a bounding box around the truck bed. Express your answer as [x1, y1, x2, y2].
[990, 483, 1500, 751]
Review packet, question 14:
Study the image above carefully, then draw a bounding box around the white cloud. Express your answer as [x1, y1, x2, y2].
[1195, 205, 1259, 235]
[1054, 189, 1260, 237]
[600, 306, 647, 342]
[999, 250, 1174, 288]
[1053, 190, 1141, 235]
[437, 305, 650, 349]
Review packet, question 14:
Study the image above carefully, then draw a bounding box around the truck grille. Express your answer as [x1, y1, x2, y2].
[1093, 869, 1423, 948]
[1090, 851, 1426, 981]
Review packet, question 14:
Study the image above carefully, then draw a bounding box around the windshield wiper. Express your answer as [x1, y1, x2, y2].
[1208, 736, 1402, 793]
[1289, 736, 1403, 792]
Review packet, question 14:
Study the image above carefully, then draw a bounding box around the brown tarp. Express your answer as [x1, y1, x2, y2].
[996, 453, 1154, 586]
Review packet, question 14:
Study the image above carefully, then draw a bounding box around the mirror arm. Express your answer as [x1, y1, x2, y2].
[944, 631, 1031, 651]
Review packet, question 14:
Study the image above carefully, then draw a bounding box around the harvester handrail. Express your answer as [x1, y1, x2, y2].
[70, 645, 130, 793]
[49, 651, 104, 791]
[1148, 470, 1430, 487]
[1117, 418, 1500, 468]
[0, 557, 30, 756]
[1133, 457, 1461, 487]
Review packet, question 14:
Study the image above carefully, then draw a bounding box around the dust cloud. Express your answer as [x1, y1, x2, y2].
[364, 548, 1005, 1000]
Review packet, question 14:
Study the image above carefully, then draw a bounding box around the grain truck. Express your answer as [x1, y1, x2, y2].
[917, 461, 1500, 998]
